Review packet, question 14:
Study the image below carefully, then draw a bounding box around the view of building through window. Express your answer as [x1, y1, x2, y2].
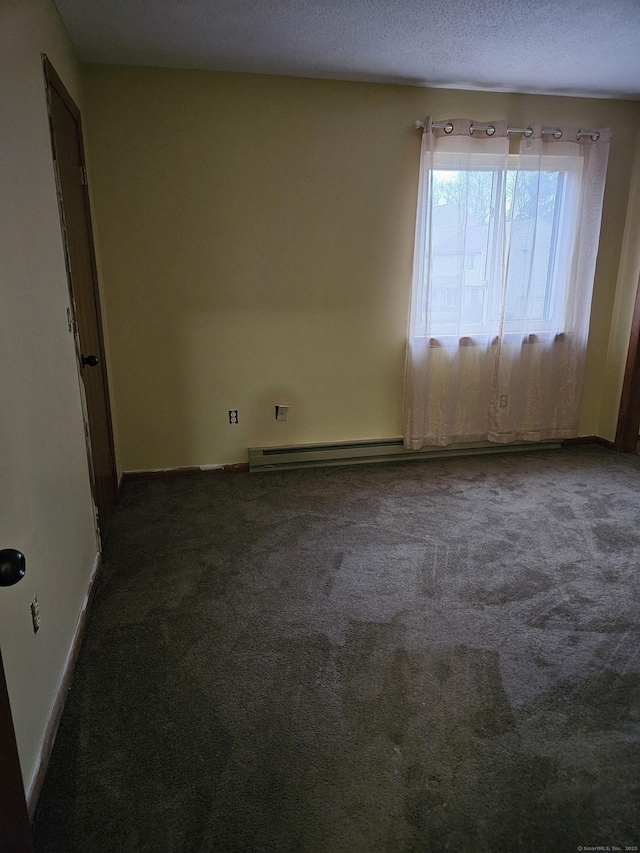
[423, 158, 578, 337]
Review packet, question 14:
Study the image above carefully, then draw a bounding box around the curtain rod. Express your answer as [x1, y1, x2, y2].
[413, 120, 601, 141]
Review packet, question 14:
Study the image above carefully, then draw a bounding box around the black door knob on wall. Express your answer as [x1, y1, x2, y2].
[81, 354, 99, 368]
[0, 549, 26, 587]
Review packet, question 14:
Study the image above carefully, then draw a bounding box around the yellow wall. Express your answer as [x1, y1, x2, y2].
[0, 0, 100, 793]
[83, 66, 640, 470]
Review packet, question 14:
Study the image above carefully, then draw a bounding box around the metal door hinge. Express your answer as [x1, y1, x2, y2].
[79, 164, 88, 185]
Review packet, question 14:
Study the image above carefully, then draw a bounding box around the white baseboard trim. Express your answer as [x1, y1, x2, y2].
[26, 551, 102, 819]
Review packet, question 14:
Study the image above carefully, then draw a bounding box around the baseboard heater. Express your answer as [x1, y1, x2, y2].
[248, 437, 562, 472]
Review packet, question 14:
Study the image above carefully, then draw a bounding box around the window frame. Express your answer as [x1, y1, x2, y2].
[415, 150, 583, 342]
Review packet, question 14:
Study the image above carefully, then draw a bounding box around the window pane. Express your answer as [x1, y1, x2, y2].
[421, 159, 577, 338]
[504, 169, 564, 326]
[428, 169, 499, 334]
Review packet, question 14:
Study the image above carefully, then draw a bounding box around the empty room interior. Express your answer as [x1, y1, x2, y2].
[2, 0, 640, 850]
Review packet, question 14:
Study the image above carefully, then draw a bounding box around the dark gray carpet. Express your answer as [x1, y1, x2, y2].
[33, 446, 640, 852]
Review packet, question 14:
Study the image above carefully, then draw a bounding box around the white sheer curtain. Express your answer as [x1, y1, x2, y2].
[404, 117, 611, 449]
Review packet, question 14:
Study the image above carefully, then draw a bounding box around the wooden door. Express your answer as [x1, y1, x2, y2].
[615, 271, 640, 452]
[43, 58, 117, 536]
[0, 645, 33, 852]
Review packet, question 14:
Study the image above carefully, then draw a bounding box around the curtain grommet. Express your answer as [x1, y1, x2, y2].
[444, 122, 453, 134]
[553, 129, 562, 139]
[523, 127, 533, 138]
[486, 125, 496, 136]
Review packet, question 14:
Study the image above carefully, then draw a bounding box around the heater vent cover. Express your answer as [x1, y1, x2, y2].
[248, 437, 561, 472]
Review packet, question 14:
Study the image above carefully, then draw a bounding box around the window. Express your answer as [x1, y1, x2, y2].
[405, 118, 610, 449]
[417, 152, 581, 339]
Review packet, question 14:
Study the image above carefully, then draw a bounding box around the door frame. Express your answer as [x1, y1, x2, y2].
[42, 55, 118, 535]
[614, 271, 640, 452]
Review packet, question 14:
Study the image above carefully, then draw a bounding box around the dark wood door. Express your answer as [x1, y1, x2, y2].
[0, 645, 34, 852]
[44, 58, 117, 536]
[615, 271, 640, 452]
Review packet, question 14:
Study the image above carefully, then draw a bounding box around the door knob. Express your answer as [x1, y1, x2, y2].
[81, 354, 99, 368]
[0, 549, 26, 587]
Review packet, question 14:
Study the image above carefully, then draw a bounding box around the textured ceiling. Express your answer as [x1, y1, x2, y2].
[53, 0, 640, 99]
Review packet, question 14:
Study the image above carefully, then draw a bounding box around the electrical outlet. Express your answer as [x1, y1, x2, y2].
[229, 410, 238, 424]
[30, 596, 41, 634]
